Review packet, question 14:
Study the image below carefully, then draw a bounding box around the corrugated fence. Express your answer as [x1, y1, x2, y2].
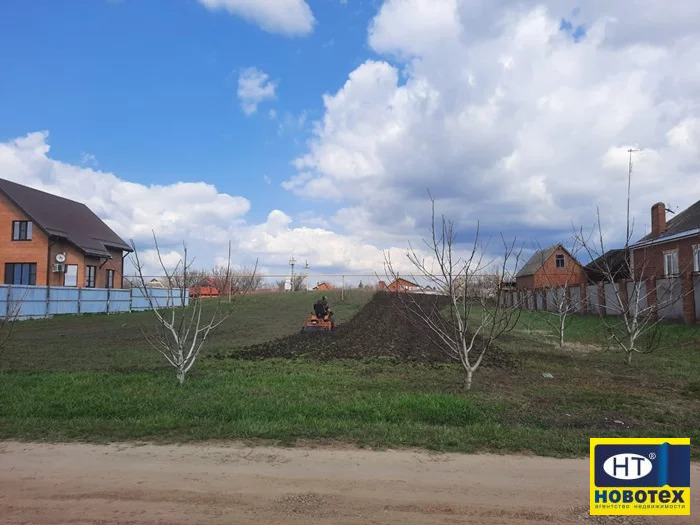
[504, 276, 699, 324]
[0, 285, 189, 320]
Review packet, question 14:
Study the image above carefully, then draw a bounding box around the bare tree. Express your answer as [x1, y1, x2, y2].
[293, 274, 307, 291]
[0, 289, 24, 352]
[130, 234, 252, 384]
[533, 242, 583, 349]
[231, 266, 263, 293]
[575, 208, 691, 364]
[385, 198, 522, 389]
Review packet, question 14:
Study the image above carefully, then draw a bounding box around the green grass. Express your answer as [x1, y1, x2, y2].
[1, 289, 371, 371]
[1, 291, 699, 458]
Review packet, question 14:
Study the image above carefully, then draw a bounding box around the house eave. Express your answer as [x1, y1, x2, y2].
[630, 228, 700, 250]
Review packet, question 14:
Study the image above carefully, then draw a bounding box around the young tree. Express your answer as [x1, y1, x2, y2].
[0, 290, 24, 352]
[385, 198, 522, 390]
[533, 242, 582, 349]
[131, 234, 251, 384]
[575, 208, 691, 364]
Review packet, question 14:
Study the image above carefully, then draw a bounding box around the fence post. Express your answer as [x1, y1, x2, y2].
[45, 284, 51, 319]
[681, 273, 696, 324]
[646, 277, 658, 321]
[597, 283, 606, 316]
[6, 285, 10, 318]
[77, 287, 82, 315]
[106, 287, 111, 314]
[341, 275, 345, 302]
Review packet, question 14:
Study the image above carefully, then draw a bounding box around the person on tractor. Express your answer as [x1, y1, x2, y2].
[313, 296, 333, 320]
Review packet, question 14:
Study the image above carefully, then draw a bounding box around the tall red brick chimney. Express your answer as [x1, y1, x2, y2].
[651, 202, 667, 237]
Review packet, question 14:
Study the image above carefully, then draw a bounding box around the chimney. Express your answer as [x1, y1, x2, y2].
[651, 202, 667, 237]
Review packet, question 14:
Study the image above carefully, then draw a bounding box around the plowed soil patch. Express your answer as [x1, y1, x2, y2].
[221, 292, 517, 368]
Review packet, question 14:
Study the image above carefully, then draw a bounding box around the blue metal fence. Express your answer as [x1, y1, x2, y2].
[0, 285, 189, 320]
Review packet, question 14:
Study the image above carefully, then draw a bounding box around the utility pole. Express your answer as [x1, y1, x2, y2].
[289, 256, 296, 291]
[304, 259, 309, 292]
[626, 148, 641, 249]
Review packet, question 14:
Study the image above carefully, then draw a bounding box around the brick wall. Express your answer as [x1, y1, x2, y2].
[0, 193, 50, 285]
[1, 193, 127, 288]
[632, 235, 699, 279]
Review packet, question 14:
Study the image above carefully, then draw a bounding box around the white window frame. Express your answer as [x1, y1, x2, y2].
[693, 244, 700, 273]
[663, 250, 679, 277]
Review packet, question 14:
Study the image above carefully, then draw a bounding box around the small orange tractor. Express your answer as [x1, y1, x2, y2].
[301, 302, 334, 333]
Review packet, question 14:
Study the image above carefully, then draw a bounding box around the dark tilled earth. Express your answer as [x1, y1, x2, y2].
[216, 292, 517, 368]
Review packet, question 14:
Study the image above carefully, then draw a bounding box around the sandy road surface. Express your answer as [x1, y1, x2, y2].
[0, 442, 696, 525]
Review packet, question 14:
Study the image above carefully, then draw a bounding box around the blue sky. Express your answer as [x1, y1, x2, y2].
[0, 0, 698, 278]
[0, 0, 373, 224]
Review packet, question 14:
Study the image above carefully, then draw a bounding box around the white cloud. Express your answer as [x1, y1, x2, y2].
[80, 152, 98, 167]
[237, 67, 276, 115]
[286, 0, 700, 247]
[197, 0, 314, 36]
[0, 131, 422, 277]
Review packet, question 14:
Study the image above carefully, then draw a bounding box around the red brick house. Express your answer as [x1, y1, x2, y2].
[515, 244, 584, 290]
[0, 178, 131, 289]
[313, 282, 332, 291]
[385, 278, 420, 293]
[630, 201, 700, 323]
[631, 201, 700, 278]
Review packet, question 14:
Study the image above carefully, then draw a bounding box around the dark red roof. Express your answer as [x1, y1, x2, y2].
[0, 178, 131, 257]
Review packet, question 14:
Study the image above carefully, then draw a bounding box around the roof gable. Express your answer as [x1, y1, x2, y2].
[0, 178, 131, 257]
[516, 244, 581, 278]
[390, 278, 418, 287]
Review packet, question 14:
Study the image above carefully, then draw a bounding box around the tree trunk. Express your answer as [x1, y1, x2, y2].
[559, 321, 565, 349]
[177, 369, 186, 385]
[626, 351, 633, 365]
[465, 368, 473, 390]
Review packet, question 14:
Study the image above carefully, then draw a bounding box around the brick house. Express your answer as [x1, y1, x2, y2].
[0, 178, 131, 289]
[384, 278, 420, 292]
[630, 201, 700, 278]
[313, 282, 332, 291]
[630, 200, 700, 323]
[515, 244, 584, 290]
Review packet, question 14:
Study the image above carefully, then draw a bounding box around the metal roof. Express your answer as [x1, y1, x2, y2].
[0, 178, 132, 257]
[515, 245, 559, 278]
[632, 199, 700, 247]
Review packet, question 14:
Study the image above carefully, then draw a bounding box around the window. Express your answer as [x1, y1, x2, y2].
[5, 263, 37, 285]
[64, 265, 78, 287]
[555, 254, 565, 268]
[106, 269, 115, 289]
[12, 221, 32, 241]
[663, 250, 679, 277]
[85, 265, 96, 288]
[694, 245, 700, 273]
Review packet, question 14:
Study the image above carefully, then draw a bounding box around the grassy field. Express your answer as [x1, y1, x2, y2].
[1, 290, 698, 458]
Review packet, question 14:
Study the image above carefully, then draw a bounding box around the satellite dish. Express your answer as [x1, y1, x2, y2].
[55, 253, 66, 263]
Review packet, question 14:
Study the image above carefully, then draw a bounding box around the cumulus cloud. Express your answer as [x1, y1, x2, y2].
[237, 67, 277, 115]
[0, 131, 420, 277]
[286, 0, 700, 248]
[197, 0, 314, 36]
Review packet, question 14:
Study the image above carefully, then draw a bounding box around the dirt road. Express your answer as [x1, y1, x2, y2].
[0, 442, 696, 524]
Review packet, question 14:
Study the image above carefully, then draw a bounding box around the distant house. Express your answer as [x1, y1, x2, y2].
[515, 244, 584, 290]
[190, 277, 221, 297]
[146, 277, 169, 288]
[385, 278, 420, 293]
[313, 282, 333, 291]
[0, 178, 131, 288]
[630, 201, 700, 279]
